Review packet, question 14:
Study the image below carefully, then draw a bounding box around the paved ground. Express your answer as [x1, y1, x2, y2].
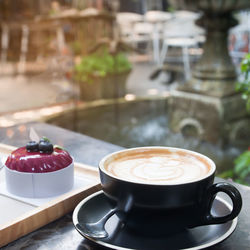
[0, 73, 77, 114]
[0, 57, 182, 127]
[1, 55, 184, 110]
[126, 61, 172, 97]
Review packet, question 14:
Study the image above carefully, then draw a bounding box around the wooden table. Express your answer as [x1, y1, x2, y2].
[1, 122, 249, 250]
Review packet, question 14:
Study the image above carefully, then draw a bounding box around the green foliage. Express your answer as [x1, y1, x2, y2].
[225, 53, 250, 185]
[218, 150, 250, 185]
[167, 6, 175, 12]
[236, 53, 250, 111]
[41, 136, 51, 143]
[234, 150, 250, 181]
[74, 49, 131, 84]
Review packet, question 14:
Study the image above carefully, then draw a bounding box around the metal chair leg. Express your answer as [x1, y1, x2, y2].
[182, 45, 191, 80]
[160, 41, 168, 66]
[152, 24, 160, 64]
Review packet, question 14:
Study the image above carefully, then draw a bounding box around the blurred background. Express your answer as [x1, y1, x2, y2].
[0, 0, 250, 185]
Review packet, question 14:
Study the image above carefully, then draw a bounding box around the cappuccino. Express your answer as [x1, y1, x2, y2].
[103, 148, 212, 184]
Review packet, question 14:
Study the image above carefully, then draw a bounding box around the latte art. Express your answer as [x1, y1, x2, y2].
[105, 150, 211, 184]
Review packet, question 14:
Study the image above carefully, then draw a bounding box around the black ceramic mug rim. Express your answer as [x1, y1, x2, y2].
[99, 146, 216, 186]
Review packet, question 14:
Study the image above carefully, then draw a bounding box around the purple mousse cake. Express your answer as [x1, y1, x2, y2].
[5, 138, 74, 198]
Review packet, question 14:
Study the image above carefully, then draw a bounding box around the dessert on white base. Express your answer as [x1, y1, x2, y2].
[5, 138, 74, 198]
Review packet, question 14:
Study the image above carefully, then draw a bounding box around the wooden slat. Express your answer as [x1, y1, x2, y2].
[0, 143, 101, 247]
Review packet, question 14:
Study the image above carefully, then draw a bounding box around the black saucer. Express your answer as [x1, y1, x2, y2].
[73, 191, 238, 250]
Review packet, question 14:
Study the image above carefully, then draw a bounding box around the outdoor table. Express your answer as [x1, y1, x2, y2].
[0, 122, 249, 250]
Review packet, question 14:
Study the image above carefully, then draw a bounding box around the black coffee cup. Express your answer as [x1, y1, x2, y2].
[98, 147, 242, 235]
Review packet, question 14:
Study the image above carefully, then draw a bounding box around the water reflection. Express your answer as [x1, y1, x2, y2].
[45, 98, 241, 174]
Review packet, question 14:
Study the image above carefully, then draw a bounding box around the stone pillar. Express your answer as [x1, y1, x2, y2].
[168, 90, 250, 146]
[168, 4, 250, 147]
[180, 13, 238, 97]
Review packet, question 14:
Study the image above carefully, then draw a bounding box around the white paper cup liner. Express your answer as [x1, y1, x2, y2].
[5, 162, 74, 198]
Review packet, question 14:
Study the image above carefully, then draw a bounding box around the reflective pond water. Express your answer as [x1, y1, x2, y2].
[46, 98, 242, 173]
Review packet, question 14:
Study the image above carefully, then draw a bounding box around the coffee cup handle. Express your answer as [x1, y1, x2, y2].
[202, 182, 242, 225]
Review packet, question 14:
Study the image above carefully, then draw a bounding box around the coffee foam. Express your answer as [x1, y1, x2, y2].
[103, 149, 212, 185]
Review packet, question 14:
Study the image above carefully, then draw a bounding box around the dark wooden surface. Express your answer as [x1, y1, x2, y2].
[1, 122, 249, 250]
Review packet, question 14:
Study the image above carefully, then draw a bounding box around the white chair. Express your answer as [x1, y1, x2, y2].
[117, 12, 155, 55]
[129, 21, 154, 53]
[144, 11, 173, 63]
[174, 10, 200, 20]
[145, 10, 173, 23]
[159, 11, 204, 80]
[160, 37, 199, 80]
[116, 12, 144, 43]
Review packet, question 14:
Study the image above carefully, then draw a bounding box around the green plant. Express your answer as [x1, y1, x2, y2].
[167, 6, 175, 12]
[236, 53, 250, 111]
[234, 150, 250, 184]
[219, 149, 250, 185]
[74, 49, 131, 83]
[220, 54, 250, 185]
[219, 54, 250, 185]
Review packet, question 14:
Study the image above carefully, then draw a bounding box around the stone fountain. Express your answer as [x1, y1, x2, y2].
[168, 0, 250, 146]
